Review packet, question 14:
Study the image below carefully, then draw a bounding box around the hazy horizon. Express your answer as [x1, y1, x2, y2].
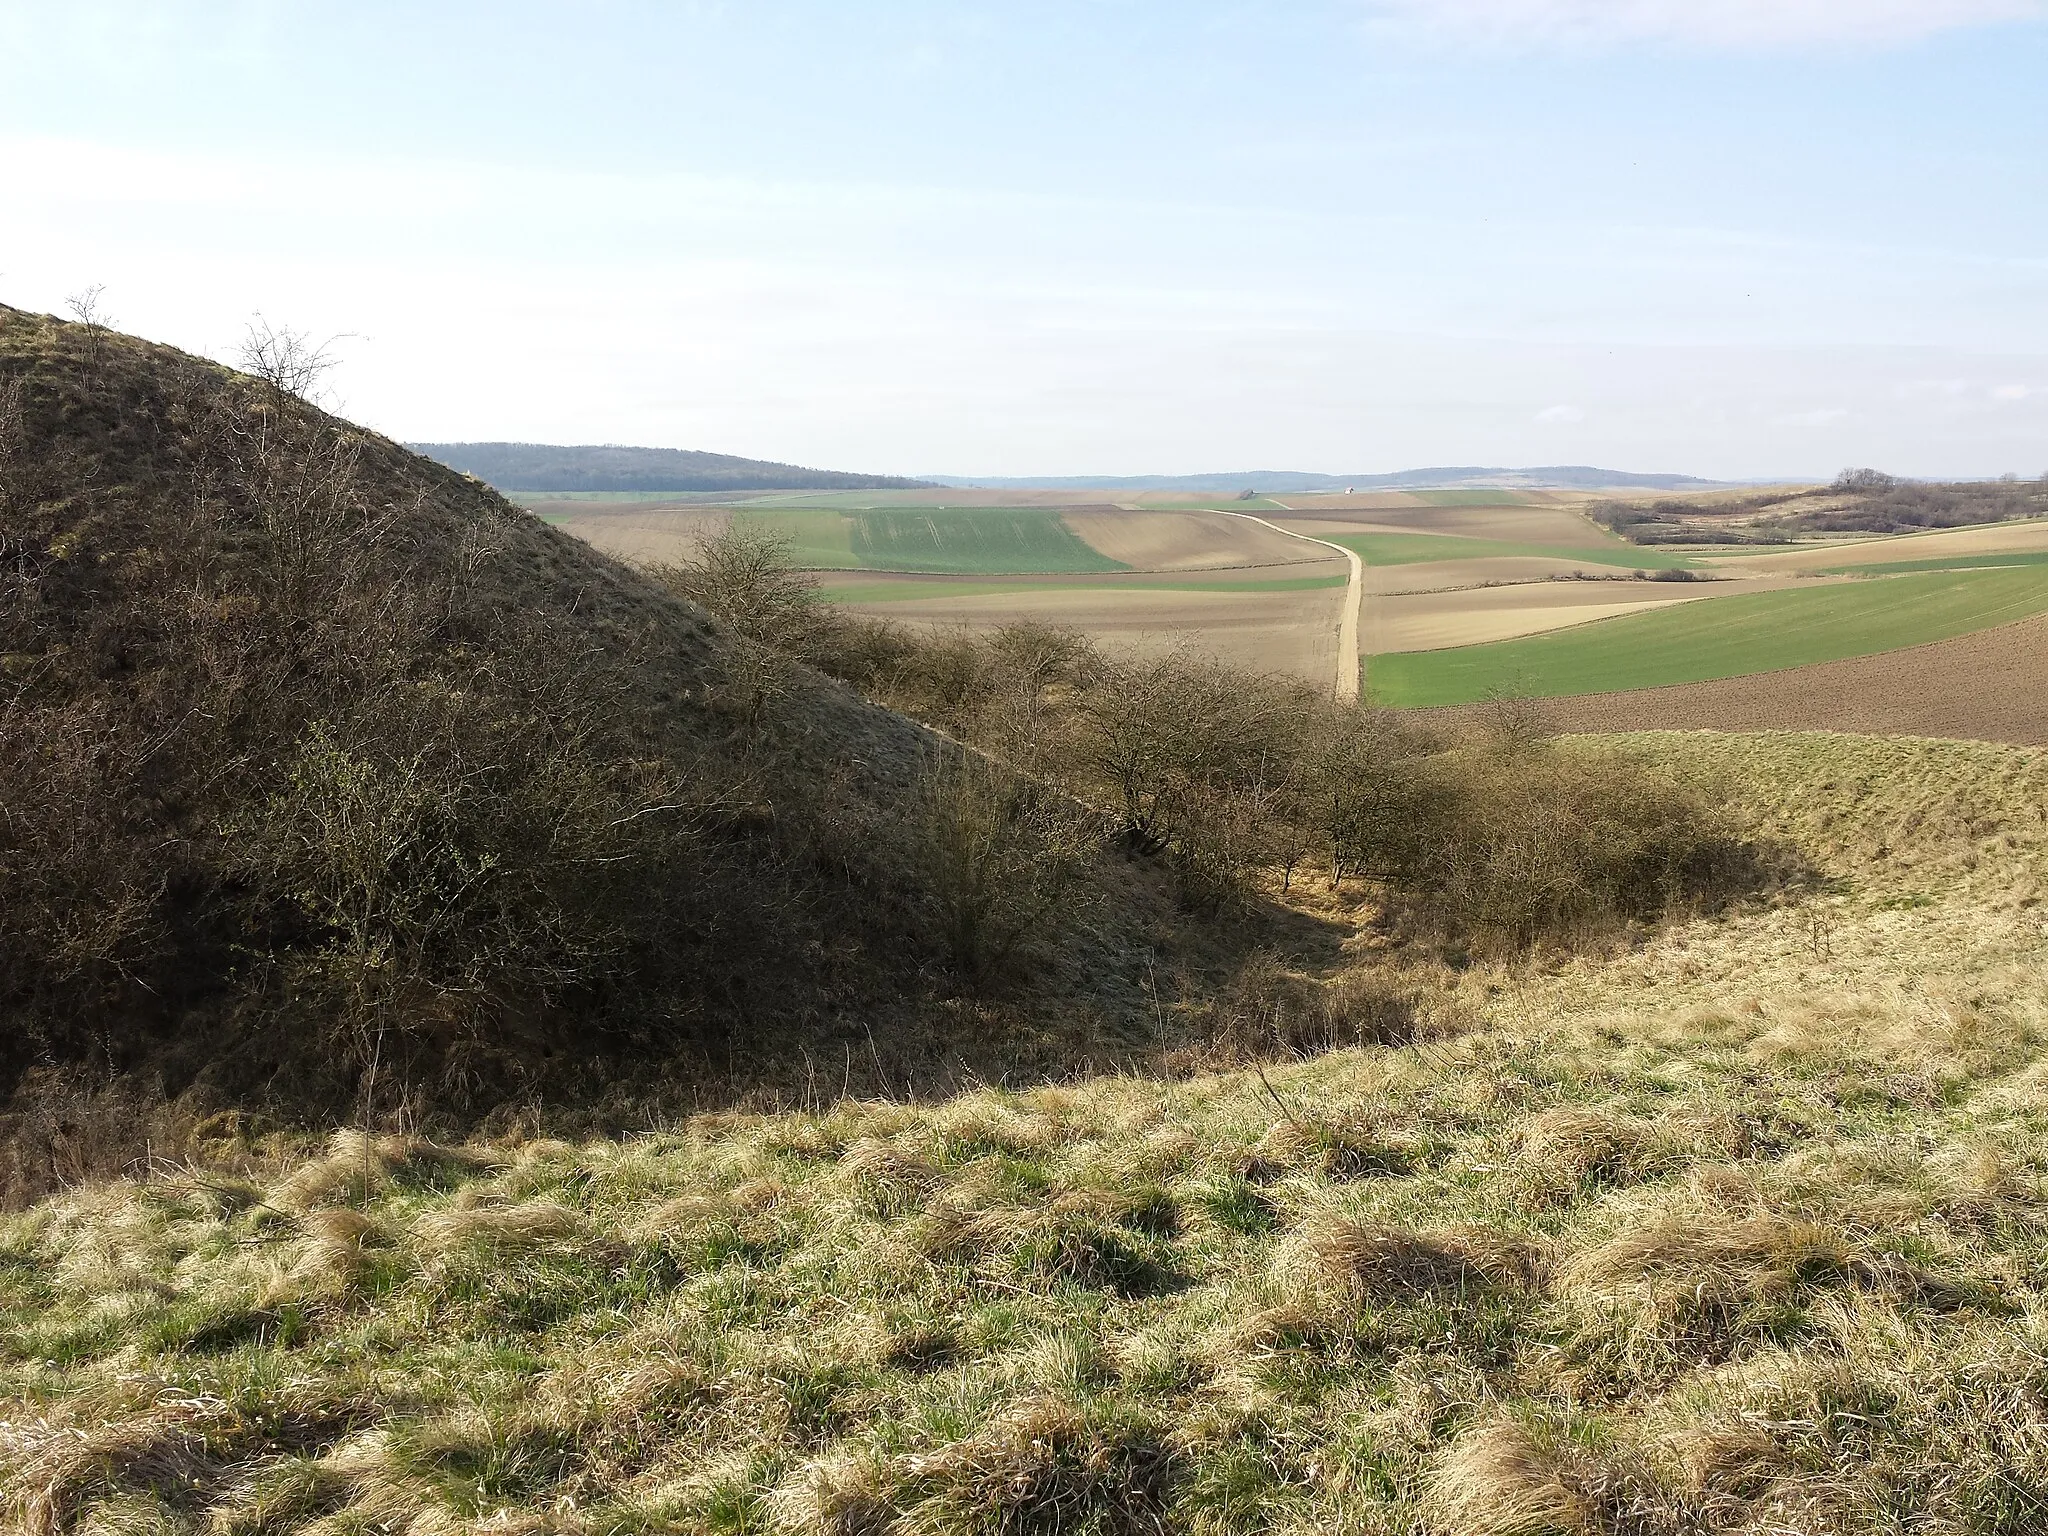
[4, 1, 2044, 481]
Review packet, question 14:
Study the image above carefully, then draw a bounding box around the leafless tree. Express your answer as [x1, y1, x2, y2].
[64, 285, 113, 330]
[64, 286, 116, 369]
[238, 314, 345, 402]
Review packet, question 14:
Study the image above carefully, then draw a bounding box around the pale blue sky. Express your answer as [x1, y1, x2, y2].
[3, 1, 2044, 478]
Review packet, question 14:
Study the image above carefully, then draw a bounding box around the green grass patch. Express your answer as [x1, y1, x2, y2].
[848, 509, 1127, 575]
[1331, 531, 1694, 571]
[733, 509, 862, 569]
[1819, 551, 2048, 575]
[1406, 489, 1538, 506]
[1369, 565, 2048, 706]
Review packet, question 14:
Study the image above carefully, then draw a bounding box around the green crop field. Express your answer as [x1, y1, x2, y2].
[1820, 551, 2048, 575]
[1406, 489, 1539, 506]
[734, 509, 861, 569]
[847, 509, 1127, 574]
[1330, 531, 1695, 570]
[1369, 565, 2048, 706]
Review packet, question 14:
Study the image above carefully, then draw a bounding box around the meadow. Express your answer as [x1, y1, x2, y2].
[14, 731, 2048, 1535]
[1369, 564, 2048, 707]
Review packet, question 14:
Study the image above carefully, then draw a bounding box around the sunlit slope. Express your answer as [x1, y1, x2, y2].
[1371, 565, 2048, 706]
[11, 733, 2048, 1536]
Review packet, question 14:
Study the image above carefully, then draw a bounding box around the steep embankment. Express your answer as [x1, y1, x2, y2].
[0, 305, 1194, 1182]
[6, 733, 2048, 1534]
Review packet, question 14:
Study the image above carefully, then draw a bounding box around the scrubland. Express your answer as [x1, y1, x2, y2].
[7, 730, 2048, 1534]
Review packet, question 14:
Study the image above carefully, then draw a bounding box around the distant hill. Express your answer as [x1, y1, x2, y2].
[928, 466, 1721, 493]
[411, 441, 930, 493]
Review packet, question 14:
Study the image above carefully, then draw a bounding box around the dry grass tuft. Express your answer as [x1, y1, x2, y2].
[1427, 1415, 1622, 1536]
[1552, 1211, 1981, 1354]
[898, 1397, 1172, 1536]
[1513, 1104, 1753, 1206]
[838, 1137, 945, 1216]
[772, 1451, 900, 1536]
[272, 1129, 391, 1212]
[410, 1199, 584, 1254]
[1296, 1216, 1545, 1301]
[2, 1381, 373, 1536]
[1239, 1114, 1418, 1183]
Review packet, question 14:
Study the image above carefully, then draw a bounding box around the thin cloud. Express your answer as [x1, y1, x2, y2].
[1363, 0, 2047, 49]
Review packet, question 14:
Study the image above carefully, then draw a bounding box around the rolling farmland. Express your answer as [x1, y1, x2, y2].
[534, 487, 2048, 728]
[1369, 564, 2048, 706]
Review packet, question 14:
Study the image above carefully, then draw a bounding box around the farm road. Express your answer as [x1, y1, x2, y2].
[1213, 502, 1362, 700]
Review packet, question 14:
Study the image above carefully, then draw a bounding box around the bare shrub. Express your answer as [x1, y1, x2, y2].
[655, 522, 829, 658]
[917, 750, 1099, 987]
[1399, 742, 1766, 954]
[1300, 705, 1443, 889]
[237, 315, 345, 402]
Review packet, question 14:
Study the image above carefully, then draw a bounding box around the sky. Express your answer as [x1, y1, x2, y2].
[1, 1, 2045, 481]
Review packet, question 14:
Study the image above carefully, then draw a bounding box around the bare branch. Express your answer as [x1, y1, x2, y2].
[238, 314, 347, 402]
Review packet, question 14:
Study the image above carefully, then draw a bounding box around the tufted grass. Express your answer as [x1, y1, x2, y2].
[7, 731, 2048, 1534]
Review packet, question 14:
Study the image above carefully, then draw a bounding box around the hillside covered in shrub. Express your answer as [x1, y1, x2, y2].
[6, 732, 2047, 1535]
[2, 307, 1779, 1198]
[0, 307, 1212, 1182]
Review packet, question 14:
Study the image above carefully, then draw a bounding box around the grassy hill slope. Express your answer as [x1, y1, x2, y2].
[8, 732, 2048, 1534]
[0, 305, 1205, 1184]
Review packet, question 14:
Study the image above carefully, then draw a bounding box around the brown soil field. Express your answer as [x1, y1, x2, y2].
[1364, 571, 1829, 649]
[843, 583, 1346, 681]
[1355, 556, 1650, 593]
[1062, 507, 1325, 570]
[1276, 503, 1612, 543]
[1366, 587, 1700, 652]
[1706, 516, 2048, 574]
[550, 506, 731, 565]
[1486, 610, 2048, 745]
[819, 561, 1349, 597]
[1261, 491, 1434, 511]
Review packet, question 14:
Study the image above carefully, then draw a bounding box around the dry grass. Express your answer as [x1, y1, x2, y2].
[7, 739, 2048, 1533]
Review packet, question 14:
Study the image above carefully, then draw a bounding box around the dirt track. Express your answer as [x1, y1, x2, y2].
[1480, 611, 2048, 745]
